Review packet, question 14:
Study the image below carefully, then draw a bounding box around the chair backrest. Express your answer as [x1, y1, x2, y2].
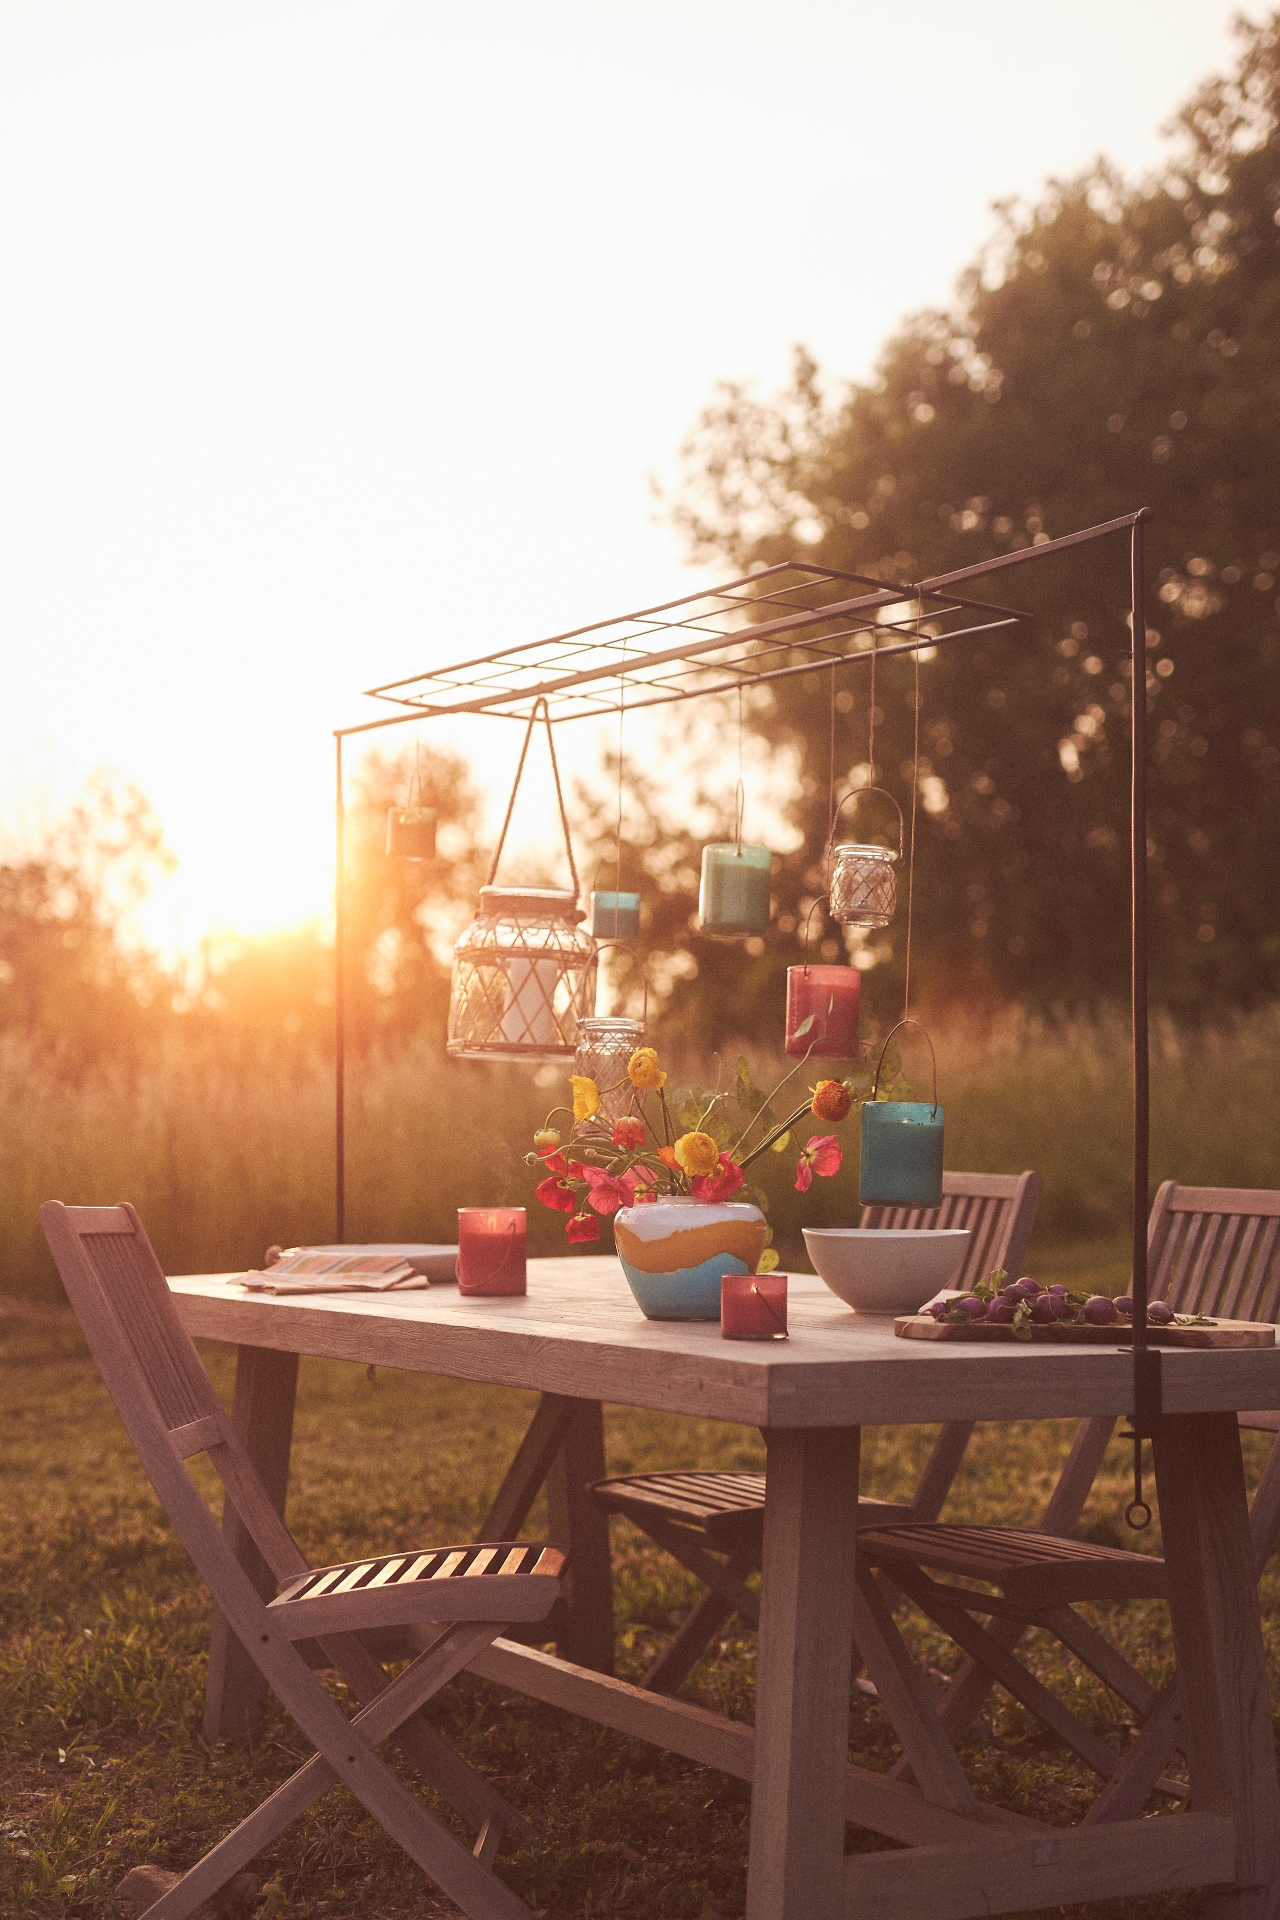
[1148, 1182, 1280, 1324]
[40, 1202, 307, 1594]
[861, 1169, 1042, 1292]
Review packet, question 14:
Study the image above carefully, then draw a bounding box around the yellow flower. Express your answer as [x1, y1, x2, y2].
[570, 1075, 600, 1121]
[627, 1046, 667, 1091]
[674, 1130, 720, 1177]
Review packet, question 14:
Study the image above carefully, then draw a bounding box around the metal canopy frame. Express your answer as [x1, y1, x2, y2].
[333, 507, 1158, 1442]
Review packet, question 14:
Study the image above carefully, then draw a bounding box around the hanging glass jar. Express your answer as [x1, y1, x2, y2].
[447, 698, 596, 1060]
[573, 946, 649, 1119]
[448, 887, 597, 1060]
[859, 1020, 944, 1207]
[827, 787, 903, 929]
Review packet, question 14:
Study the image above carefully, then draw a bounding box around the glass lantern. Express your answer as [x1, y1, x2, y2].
[829, 843, 897, 928]
[574, 1016, 647, 1124]
[447, 887, 597, 1061]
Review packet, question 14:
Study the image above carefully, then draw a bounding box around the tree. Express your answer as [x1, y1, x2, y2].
[663, 13, 1280, 1025]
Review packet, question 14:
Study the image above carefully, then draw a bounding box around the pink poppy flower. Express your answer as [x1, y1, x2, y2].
[794, 1134, 842, 1193]
[582, 1165, 642, 1216]
[691, 1152, 745, 1203]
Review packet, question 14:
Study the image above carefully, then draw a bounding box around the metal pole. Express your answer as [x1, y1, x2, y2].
[335, 733, 346, 1243]
[1129, 511, 1160, 1502]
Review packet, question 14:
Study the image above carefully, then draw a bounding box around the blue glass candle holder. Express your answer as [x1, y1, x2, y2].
[699, 842, 771, 936]
[859, 1101, 945, 1207]
[589, 891, 641, 940]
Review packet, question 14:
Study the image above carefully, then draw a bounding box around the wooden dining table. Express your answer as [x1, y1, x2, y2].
[169, 1255, 1280, 1920]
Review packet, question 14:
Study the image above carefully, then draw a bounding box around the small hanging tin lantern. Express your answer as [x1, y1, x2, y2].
[827, 787, 903, 929]
[589, 890, 641, 941]
[386, 806, 437, 859]
[786, 965, 861, 1059]
[699, 841, 771, 936]
[447, 887, 597, 1060]
[447, 698, 596, 1061]
[859, 1020, 944, 1207]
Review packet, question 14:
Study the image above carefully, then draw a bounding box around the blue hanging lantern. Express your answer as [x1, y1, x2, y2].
[859, 1020, 944, 1208]
[590, 890, 641, 941]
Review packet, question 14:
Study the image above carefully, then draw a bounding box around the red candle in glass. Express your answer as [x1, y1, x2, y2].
[721, 1271, 788, 1340]
[785, 964, 861, 1058]
[457, 1208, 527, 1296]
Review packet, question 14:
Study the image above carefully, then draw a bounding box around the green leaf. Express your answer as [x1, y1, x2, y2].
[791, 1013, 816, 1038]
[1011, 1300, 1033, 1342]
[757, 1247, 780, 1272]
[770, 1130, 791, 1153]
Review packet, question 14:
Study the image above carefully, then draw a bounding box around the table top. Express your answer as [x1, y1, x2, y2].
[168, 1256, 1280, 1429]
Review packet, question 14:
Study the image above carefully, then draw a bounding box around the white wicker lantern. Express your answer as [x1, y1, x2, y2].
[447, 887, 597, 1061]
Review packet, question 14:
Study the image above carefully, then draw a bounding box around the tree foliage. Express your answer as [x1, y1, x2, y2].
[660, 13, 1280, 1025]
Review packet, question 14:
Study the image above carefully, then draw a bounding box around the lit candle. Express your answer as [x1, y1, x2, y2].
[721, 1271, 788, 1339]
[589, 891, 641, 940]
[785, 965, 861, 1058]
[457, 1208, 528, 1296]
[699, 843, 771, 936]
[499, 959, 563, 1047]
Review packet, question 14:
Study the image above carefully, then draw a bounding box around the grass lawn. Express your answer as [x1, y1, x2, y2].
[3, 1265, 1278, 1920]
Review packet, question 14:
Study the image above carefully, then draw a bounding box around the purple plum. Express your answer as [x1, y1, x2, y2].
[958, 1295, 988, 1319]
[986, 1300, 1017, 1323]
[1148, 1300, 1175, 1325]
[1010, 1277, 1041, 1300]
[1082, 1295, 1118, 1325]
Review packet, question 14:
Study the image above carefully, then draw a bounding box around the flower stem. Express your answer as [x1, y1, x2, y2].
[738, 1098, 813, 1172]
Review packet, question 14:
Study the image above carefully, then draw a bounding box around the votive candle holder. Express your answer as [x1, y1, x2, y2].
[457, 1207, 528, 1296]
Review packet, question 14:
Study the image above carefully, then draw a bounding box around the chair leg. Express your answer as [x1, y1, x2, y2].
[641, 1584, 736, 1694]
[144, 1625, 534, 1920]
[849, 1567, 980, 1815]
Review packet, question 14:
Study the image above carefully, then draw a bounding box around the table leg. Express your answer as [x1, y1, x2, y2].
[1155, 1410, 1280, 1920]
[203, 1345, 299, 1740]
[546, 1398, 615, 1675]
[747, 1425, 860, 1920]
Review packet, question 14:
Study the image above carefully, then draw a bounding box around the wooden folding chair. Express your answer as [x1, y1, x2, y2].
[854, 1182, 1280, 1818]
[41, 1201, 566, 1920]
[591, 1170, 1042, 1693]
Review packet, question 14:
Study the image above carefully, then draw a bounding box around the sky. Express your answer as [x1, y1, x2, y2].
[0, 0, 1245, 950]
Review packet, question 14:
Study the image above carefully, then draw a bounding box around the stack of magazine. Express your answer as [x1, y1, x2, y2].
[235, 1244, 457, 1294]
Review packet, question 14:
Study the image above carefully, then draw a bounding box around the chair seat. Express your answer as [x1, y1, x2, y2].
[859, 1523, 1167, 1609]
[592, 1471, 911, 1552]
[270, 1541, 566, 1638]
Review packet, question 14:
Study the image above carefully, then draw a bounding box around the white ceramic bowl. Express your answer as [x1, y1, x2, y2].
[803, 1227, 970, 1315]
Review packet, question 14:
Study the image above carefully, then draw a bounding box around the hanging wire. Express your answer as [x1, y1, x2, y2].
[903, 603, 922, 1020]
[615, 640, 627, 914]
[734, 684, 745, 851]
[867, 625, 878, 784]
[827, 663, 837, 848]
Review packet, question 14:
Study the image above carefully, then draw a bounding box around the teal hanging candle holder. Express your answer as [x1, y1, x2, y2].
[859, 1019, 944, 1208]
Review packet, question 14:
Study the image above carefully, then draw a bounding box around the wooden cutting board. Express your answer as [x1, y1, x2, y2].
[893, 1314, 1276, 1348]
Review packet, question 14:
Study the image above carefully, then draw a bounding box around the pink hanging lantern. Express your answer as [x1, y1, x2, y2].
[785, 963, 861, 1058]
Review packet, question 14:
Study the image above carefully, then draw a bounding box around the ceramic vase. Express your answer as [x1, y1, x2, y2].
[613, 1195, 767, 1320]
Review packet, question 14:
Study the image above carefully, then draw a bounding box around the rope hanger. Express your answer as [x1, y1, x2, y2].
[487, 696, 580, 895]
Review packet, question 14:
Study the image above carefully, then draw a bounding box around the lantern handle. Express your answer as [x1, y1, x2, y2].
[591, 942, 650, 1027]
[826, 784, 904, 863]
[871, 1017, 938, 1118]
[799, 895, 830, 978]
[487, 697, 580, 896]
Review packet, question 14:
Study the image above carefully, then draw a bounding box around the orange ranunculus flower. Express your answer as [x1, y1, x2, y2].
[570, 1075, 600, 1121]
[627, 1046, 667, 1091]
[533, 1126, 562, 1151]
[811, 1079, 853, 1123]
[674, 1130, 720, 1178]
[612, 1115, 646, 1150]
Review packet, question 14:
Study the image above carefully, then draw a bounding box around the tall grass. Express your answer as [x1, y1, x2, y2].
[4, 1006, 1280, 1301]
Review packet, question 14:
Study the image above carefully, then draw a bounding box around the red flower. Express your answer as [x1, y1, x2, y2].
[582, 1165, 644, 1216]
[612, 1115, 646, 1150]
[794, 1134, 842, 1194]
[536, 1175, 577, 1214]
[566, 1211, 601, 1243]
[538, 1148, 568, 1176]
[657, 1146, 680, 1172]
[691, 1152, 745, 1202]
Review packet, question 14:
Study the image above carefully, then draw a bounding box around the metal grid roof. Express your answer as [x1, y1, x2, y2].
[359, 561, 1033, 727]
